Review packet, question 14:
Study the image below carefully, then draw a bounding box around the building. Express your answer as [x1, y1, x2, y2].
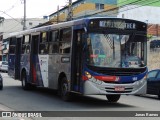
[148, 24, 160, 37]
[49, 0, 117, 24]
[117, 0, 160, 24]
[0, 18, 48, 61]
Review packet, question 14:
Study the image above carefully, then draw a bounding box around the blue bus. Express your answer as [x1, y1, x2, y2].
[7, 17, 147, 102]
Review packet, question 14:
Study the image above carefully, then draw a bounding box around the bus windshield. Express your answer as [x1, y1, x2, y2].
[86, 33, 147, 68]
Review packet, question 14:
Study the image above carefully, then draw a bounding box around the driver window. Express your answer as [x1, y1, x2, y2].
[156, 72, 160, 79]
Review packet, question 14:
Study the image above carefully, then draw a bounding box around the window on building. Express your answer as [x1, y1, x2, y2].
[95, 3, 104, 10]
[122, 14, 125, 18]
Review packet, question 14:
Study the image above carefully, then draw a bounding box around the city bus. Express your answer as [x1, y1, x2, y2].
[7, 17, 147, 102]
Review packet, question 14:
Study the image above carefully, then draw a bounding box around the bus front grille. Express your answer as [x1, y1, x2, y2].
[105, 87, 133, 93]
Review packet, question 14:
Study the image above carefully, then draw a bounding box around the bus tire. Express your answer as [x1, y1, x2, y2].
[106, 95, 121, 102]
[60, 77, 71, 101]
[158, 91, 160, 100]
[21, 72, 31, 90]
[0, 81, 3, 90]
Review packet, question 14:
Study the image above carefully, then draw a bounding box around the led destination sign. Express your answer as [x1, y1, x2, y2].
[89, 19, 146, 31]
[99, 20, 136, 29]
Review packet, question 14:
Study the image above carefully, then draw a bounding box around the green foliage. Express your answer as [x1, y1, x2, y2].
[118, 0, 160, 7]
[147, 34, 153, 40]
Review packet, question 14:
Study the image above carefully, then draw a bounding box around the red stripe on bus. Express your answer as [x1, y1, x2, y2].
[82, 76, 88, 81]
[94, 76, 117, 82]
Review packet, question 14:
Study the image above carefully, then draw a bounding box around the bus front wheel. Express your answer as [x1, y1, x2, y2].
[158, 91, 160, 100]
[106, 95, 121, 102]
[60, 77, 71, 101]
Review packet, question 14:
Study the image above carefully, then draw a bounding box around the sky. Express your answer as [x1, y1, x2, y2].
[0, 0, 76, 19]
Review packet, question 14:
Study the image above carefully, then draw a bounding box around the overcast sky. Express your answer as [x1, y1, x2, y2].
[0, 0, 76, 19]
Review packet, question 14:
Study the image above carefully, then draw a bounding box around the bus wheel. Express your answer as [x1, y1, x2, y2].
[60, 77, 71, 101]
[158, 91, 160, 100]
[106, 95, 121, 102]
[21, 72, 31, 90]
[0, 81, 3, 90]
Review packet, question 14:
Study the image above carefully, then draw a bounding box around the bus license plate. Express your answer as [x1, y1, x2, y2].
[115, 86, 125, 91]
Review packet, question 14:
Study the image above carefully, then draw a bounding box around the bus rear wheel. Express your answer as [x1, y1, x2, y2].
[60, 77, 71, 101]
[21, 72, 32, 90]
[106, 95, 121, 102]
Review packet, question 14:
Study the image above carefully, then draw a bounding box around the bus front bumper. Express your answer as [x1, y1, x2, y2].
[83, 78, 146, 95]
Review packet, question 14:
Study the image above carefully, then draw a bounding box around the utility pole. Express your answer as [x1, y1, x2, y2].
[57, 5, 59, 23]
[66, 0, 73, 21]
[23, 0, 27, 30]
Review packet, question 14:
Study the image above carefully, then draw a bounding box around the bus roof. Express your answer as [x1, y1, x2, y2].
[8, 17, 146, 38]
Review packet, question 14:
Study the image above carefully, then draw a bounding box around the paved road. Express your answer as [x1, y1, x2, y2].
[0, 73, 160, 120]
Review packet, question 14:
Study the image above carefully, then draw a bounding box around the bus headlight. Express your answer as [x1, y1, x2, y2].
[84, 71, 102, 85]
[85, 71, 92, 79]
[90, 79, 102, 85]
[135, 78, 146, 86]
[96, 79, 102, 85]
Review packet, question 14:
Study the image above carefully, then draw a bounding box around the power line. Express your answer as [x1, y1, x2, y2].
[0, 11, 21, 24]
[0, 0, 21, 16]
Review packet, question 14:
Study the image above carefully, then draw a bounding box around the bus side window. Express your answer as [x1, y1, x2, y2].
[21, 45, 26, 54]
[49, 43, 59, 54]
[48, 30, 59, 54]
[59, 27, 72, 54]
[50, 30, 59, 42]
[39, 32, 49, 54]
[26, 45, 30, 53]
[9, 37, 16, 54]
[9, 46, 15, 54]
[39, 43, 48, 54]
[21, 35, 30, 54]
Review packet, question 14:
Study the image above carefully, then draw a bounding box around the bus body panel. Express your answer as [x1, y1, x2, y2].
[8, 54, 16, 78]
[48, 54, 71, 89]
[20, 54, 30, 82]
[38, 55, 49, 87]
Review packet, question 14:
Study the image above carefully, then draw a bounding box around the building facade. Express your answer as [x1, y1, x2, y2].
[117, 0, 160, 24]
[49, 0, 117, 24]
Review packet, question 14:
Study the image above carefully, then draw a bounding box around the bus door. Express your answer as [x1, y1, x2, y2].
[15, 37, 22, 79]
[30, 33, 40, 84]
[71, 30, 84, 92]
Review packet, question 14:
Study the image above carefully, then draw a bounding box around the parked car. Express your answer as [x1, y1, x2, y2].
[0, 73, 3, 90]
[0, 61, 8, 72]
[146, 69, 160, 99]
[150, 40, 160, 49]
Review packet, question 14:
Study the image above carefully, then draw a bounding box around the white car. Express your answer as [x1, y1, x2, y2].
[0, 61, 8, 72]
